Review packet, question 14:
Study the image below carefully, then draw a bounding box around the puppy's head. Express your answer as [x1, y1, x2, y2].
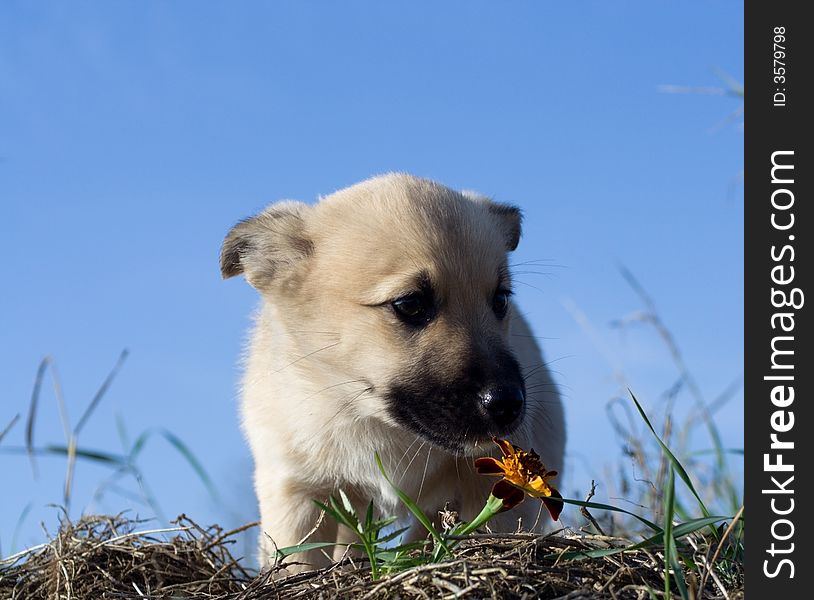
[222, 174, 528, 452]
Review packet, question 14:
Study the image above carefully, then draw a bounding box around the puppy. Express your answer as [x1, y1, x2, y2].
[220, 174, 565, 570]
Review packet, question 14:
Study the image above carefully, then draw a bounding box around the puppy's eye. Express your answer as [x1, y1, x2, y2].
[392, 293, 433, 325]
[493, 289, 511, 319]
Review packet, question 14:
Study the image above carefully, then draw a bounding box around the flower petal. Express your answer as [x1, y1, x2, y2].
[503, 470, 530, 489]
[492, 437, 516, 458]
[492, 479, 525, 511]
[541, 488, 564, 521]
[474, 457, 506, 475]
[525, 475, 555, 497]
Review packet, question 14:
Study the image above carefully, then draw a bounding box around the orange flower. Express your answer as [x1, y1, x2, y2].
[474, 437, 563, 521]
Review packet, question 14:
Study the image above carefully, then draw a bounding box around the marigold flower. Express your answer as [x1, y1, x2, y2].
[474, 437, 563, 520]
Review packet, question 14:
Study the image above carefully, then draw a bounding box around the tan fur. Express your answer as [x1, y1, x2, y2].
[221, 174, 565, 571]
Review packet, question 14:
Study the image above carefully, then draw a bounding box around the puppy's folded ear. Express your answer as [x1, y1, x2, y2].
[220, 201, 313, 290]
[463, 191, 523, 252]
[487, 202, 522, 251]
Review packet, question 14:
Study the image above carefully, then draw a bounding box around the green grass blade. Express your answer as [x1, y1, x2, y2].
[339, 489, 357, 519]
[124, 429, 219, 502]
[10, 502, 33, 555]
[560, 498, 661, 532]
[25, 357, 51, 477]
[547, 515, 728, 561]
[663, 467, 690, 599]
[313, 499, 335, 515]
[375, 526, 410, 545]
[329, 492, 377, 577]
[274, 541, 354, 558]
[318, 498, 356, 531]
[114, 413, 131, 453]
[689, 448, 743, 457]
[0, 414, 20, 446]
[379, 555, 428, 572]
[671, 516, 730, 538]
[629, 391, 711, 518]
[157, 429, 220, 502]
[372, 516, 399, 530]
[663, 467, 673, 598]
[74, 349, 129, 436]
[314, 499, 351, 530]
[43, 444, 125, 465]
[365, 500, 374, 532]
[328, 495, 360, 532]
[376, 550, 423, 562]
[669, 540, 689, 600]
[387, 540, 430, 554]
[128, 430, 151, 461]
[375, 452, 450, 555]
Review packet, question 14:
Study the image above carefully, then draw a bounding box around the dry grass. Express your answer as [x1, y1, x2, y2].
[0, 514, 743, 600]
[0, 515, 249, 599]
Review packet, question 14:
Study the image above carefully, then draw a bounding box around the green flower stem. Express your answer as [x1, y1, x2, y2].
[432, 495, 505, 561]
[455, 494, 505, 536]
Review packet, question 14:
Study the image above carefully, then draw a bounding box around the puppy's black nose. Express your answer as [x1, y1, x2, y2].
[479, 384, 525, 428]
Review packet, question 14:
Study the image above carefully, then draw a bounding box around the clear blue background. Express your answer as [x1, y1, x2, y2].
[1, 1, 743, 556]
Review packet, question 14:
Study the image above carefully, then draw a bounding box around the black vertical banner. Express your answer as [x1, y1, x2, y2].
[745, 1, 812, 595]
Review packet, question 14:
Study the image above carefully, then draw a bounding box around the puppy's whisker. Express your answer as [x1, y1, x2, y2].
[525, 409, 555, 431]
[465, 437, 475, 475]
[393, 435, 423, 476]
[314, 386, 374, 435]
[416, 445, 432, 504]
[523, 355, 571, 376]
[524, 391, 563, 404]
[512, 270, 556, 277]
[522, 361, 561, 380]
[524, 385, 560, 394]
[509, 258, 564, 268]
[511, 333, 555, 340]
[512, 279, 546, 294]
[398, 440, 427, 485]
[271, 341, 342, 374]
[303, 379, 368, 401]
[524, 380, 559, 388]
[288, 329, 341, 335]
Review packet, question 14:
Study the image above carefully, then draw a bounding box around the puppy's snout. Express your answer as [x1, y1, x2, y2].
[479, 383, 525, 428]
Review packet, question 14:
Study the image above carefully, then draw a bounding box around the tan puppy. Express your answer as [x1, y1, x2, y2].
[221, 174, 565, 570]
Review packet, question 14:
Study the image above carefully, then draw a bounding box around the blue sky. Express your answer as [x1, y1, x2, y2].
[1, 1, 743, 555]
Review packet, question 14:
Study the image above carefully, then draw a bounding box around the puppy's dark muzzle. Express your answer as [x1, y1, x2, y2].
[478, 383, 525, 429]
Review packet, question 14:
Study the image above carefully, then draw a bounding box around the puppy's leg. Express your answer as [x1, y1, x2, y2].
[256, 474, 339, 572]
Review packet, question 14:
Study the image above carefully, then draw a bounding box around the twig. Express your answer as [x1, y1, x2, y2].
[295, 510, 326, 546]
[360, 560, 467, 599]
[580, 480, 606, 536]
